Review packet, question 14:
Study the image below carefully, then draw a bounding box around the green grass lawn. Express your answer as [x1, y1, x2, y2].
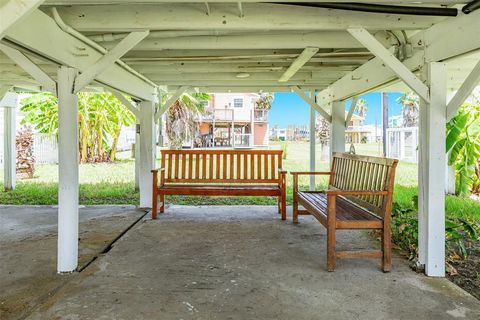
[1, 142, 479, 222]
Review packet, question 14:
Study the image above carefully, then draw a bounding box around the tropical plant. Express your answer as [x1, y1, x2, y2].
[316, 116, 330, 161]
[354, 98, 368, 119]
[164, 93, 209, 149]
[397, 92, 419, 127]
[446, 99, 480, 196]
[20, 92, 136, 162]
[255, 92, 274, 110]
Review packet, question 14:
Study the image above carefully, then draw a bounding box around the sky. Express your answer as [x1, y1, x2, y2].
[268, 92, 405, 127]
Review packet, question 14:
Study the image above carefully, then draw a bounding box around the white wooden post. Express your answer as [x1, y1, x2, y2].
[418, 62, 447, 277]
[309, 105, 316, 191]
[57, 66, 80, 273]
[134, 120, 140, 190]
[1, 91, 18, 190]
[138, 100, 155, 208]
[330, 100, 345, 160]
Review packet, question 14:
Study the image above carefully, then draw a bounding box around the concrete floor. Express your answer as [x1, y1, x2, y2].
[0, 205, 146, 320]
[1, 205, 479, 319]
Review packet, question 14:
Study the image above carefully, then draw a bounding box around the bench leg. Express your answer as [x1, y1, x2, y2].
[152, 189, 158, 220]
[160, 194, 165, 214]
[327, 225, 336, 272]
[281, 189, 287, 221]
[277, 196, 281, 214]
[382, 226, 392, 272]
[293, 192, 298, 224]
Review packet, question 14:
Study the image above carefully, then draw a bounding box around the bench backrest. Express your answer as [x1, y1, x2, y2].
[330, 152, 398, 218]
[161, 149, 283, 184]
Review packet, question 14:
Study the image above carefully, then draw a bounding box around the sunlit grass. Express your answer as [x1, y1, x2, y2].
[1, 142, 478, 222]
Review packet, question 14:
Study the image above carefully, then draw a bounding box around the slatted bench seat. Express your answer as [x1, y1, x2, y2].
[151, 149, 287, 220]
[292, 153, 398, 272]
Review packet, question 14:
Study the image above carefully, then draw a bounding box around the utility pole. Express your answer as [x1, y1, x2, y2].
[382, 92, 388, 157]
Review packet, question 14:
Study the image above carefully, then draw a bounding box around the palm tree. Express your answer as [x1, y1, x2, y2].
[355, 98, 368, 119]
[165, 93, 209, 149]
[397, 92, 419, 127]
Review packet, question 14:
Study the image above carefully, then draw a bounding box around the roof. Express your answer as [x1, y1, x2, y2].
[1, 1, 479, 100]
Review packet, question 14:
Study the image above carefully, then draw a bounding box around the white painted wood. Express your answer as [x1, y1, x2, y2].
[418, 62, 447, 277]
[138, 100, 156, 208]
[2, 91, 18, 191]
[51, 4, 443, 32]
[112, 32, 376, 50]
[446, 59, 480, 121]
[345, 96, 358, 126]
[279, 48, 319, 82]
[347, 28, 429, 102]
[0, 43, 56, 94]
[330, 100, 345, 161]
[290, 86, 331, 122]
[135, 121, 140, 190]
[316, 10, 480, 105]
[446, 158, 456, 195]
[309, 100, 316, 191]
[111, 90, 140, 117]
[6, 10, 155, 100]
[44, 1, 465, 4]
[155, 86, 190, 121]
[57, 66, 79, 273]
[74, 31, 149, 93]
[0, 0, 44, 39]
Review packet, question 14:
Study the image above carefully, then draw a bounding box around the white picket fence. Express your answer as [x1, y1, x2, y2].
[386, 127, 418, 163]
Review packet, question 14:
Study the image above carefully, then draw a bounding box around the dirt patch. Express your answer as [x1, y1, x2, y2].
[448, 250, 480, 300]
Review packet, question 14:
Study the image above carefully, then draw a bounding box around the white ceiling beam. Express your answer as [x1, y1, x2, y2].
[4, 9, 155, 100]
[279, 47, 319, 82]
[74, 30, 149, 93]
[43, 1, 465, 4]
[155, 85, 189, 121]
[0, 0, 45, 39]
[345, 96, 359, 126]
[111, 90, 140, 118]
[51, 4, 444, 32]
[347, 28, 429, 102]
[316, 10, 480, 106]
[291, 86, 331, 122]
[105, 32, 382, 51]
[446, 60, 480, 121]
[0, 43, 56, 94]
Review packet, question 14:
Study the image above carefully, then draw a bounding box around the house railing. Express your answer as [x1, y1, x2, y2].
[254, 109, 268, 122]
[234, 133, 252, 148]
[198, 108, 234, 122]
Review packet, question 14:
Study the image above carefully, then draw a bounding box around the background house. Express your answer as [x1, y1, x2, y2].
[195, 93, 269, 148]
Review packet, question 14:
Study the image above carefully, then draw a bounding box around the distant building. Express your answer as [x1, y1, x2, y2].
[388, 115, 403, 128]
[194, 93, 269, 148]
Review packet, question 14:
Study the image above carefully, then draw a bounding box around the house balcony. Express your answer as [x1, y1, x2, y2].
[198, 109, 234, 122]
[254, 109, 268, 122]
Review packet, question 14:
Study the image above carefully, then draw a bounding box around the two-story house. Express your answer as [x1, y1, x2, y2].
[196, 93, 269, 148]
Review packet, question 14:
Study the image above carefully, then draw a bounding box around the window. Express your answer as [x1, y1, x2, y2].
[233, 98, 243, 108]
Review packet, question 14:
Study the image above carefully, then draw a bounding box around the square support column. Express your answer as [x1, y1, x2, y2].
[309, 106, 316, 191]
[330, 101, 346, 160]
[2, 92, 18, 191]
[134, 120, 140, 190]
[57, 66, 79, 273]
[418, 62, 447, 277]
[138, 100, 156, 208]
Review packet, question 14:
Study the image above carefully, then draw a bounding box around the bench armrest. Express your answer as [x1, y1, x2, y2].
[151, 168, 166, 187]
[325, 189, 388, 196]
[278, 168, 287, 187]
[291, 171, 331, 176]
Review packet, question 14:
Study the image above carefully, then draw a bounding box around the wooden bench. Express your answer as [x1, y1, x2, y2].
[292, 152, 398, 272]
[152, 149, 287, 220]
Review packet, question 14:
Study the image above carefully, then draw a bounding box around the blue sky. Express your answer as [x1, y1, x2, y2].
[268, 92, 405, 127]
